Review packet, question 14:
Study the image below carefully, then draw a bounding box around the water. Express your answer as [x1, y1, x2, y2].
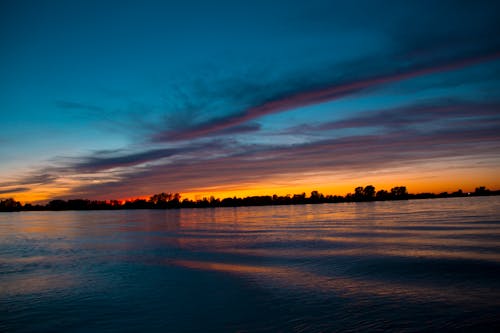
[1, 197, 500, 332]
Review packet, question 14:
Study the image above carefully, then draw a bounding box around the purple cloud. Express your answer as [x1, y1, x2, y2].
[153, 51, 500, 142]
[0, 187, 31, 195]
[291, 100, 500, 132]
[69, 115, 500, 199]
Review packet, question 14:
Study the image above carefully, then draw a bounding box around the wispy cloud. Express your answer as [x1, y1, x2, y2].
[3, 1, 500, 202]
[0, 173, 57, 188]
[285, 100, 500, 133]
[0, 187, 31, 195]
[153, 51, 500, 142]
[55, 100, 104, 112]
[161, 122, 262, 141]
[68, 112, 500, 199]
[59, 138, 249, 174]
[60, 147, 195, 173]
[7, 95, 500, 202]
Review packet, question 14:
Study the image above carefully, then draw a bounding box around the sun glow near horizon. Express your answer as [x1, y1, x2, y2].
[1, 1, 499, 206]
[7, 159, 499, 204]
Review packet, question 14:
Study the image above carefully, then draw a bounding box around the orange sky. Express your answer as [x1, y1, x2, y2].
[1, 1, 500, 206]
[7, 158, 498, 204]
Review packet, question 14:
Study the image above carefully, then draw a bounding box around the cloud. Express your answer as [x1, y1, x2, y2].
[157, 121, 262, 141]
[7, 96, 500, 202]
[62, 147, 192, 173]
[148, 0, 500, 144]
[0, 187, 30, 195]
[0, 173, 57, 188]
[215, 123, 261, 135]
[285, 100, 500, 133]
[51, 138, 247, 175]
[69, 113, 500, 199]
[152, 51, 500, 142]
[4, 1, 500, 203]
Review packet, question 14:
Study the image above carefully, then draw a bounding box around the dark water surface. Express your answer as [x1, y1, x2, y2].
[1, 197, 500, 332]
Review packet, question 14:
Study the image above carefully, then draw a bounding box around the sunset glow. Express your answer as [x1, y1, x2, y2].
[1, 1, 499, 203]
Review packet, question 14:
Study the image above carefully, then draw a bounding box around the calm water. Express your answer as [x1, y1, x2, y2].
[1, 197, 500, 332]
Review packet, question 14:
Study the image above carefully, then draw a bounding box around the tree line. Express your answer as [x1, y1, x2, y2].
[0, 185, 498, 212]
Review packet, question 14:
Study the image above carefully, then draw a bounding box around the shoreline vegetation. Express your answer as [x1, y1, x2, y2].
[0, 186, 498, 212]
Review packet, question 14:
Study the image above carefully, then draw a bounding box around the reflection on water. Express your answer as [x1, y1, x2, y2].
[1, 197, 500, 332]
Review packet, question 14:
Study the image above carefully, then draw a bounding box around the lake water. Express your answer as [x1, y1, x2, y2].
[1, 197, 500, 332]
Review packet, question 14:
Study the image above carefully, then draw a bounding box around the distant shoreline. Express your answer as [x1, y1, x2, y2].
[1, 186, 498, 212]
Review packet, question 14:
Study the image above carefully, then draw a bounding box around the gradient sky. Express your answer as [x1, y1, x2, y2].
[1, 0, 500, 202]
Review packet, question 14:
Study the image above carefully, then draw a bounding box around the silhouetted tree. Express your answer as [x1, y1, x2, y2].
[67, 199, 90, 210]
[149, 192, 168, 205]
[474, 186, 490, 196]
[363, 185, 376, 200]
[391, 186, 408, 199]
[292, 193, 307, 204]
[3, 183, 499, 212]
[376, 189, 390, 200]
[0, 198, 22, 211]
[352, 186, 376, 201]
[310, 190, 324, 203]
[354, 186, 364, 199]
[47, 200, 67, 210]
[171, 193, 181, 204]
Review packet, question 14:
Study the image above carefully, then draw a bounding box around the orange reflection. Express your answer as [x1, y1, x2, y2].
[0, 272, 77, 296]
[172, 259, 277, 274]
[170, 259, 494, 305]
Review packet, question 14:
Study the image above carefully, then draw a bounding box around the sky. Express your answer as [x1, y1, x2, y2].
[1, 0, 500, 203]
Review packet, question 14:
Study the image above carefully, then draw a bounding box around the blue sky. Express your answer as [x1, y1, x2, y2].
[1, 0, 499, 201]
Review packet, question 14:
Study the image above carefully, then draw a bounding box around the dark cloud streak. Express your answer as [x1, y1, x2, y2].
[73, 118, 500, 199]
[0, 173, 57, 188]
[153, 51, 500, 142]
[310, 100, 500, 131]
[0, 187, 31, 195]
